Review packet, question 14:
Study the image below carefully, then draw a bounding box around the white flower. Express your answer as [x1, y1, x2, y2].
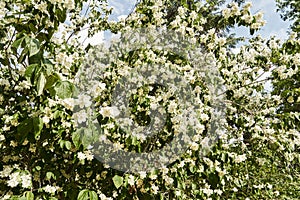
[178, 6, 185, 16]
[19, 80, 31, 89]
[0, 134, 5, 141]
[161, 166, 169, 174]
[202, 188, 214, 196]
[77, 152, 86, 161]
[97, 82, 106, 91]
[201, 137, 210, 148]
[243, 2, 252, 10]
[73, 110, 88, 124]
[200, 113, 209, 121]
[178, 161, 185, 168]
[0, 2, 6, 17]
[190, 142, 199, 151]
[167, 100, 177, 113]
[61, 98, 75, 110]
[76, 94, 92, 108]
[254, 11, 264, 21]
[149, 174, 157, 180]
[266, 183, 273, 189]
[7, 172, 21, 188]
[190, 11, 197, 20]
[175, 190, 181, 196]
[151, 184, 159, 194]
[253, 125, 262, 133]
[164, 176, 174, 185]
[241, 14, 253, 24]
[253, 184, 264, 189]
[196, 123, 205, 133]
[0, 166, 13, 178]
[139, 171, 147, 179]
[20, 174, 32, 188]
[113, 142, 124, 151]
[171, 15, 181, 27]
[100, 106, 120, 118]
[99, 194, 107, 200]
[34, 2, 48, 13]
[128, 175, 135, 186]
[251, 22, 262, 30]
[269, 40, 278, 49]
[234, 154, 247, 163]
[214, 189, 223, 195]
[42, 116, 50, 124]
[112, 191, 118, 198]
[222, 8, 231, 19]
[230, 3, 240, 16]
[2, 194, 11, 200]
[293, 53, 300, 65]
[84, 151, 94, 161]
[64, 0, 75, 10]
[44, 185, 57, 194]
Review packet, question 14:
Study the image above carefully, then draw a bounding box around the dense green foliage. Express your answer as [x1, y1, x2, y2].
[0, 0, 299, 199]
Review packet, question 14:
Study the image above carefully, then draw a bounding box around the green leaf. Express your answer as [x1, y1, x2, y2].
[25, 64, 38, 79]
[56, 8, 67, 23]
[89, 191, 98, 200]
[59, 140, 65, 149]
[77, 189, 89, 200]
[54, 81, 74, 99]
[43, 59, 54, 76]
[112, 175, 124, 189]
[25, 64, 41, 84]
[29, 51, 43, 64]
[81, 128, 95, 149]
[46, 172, 56, 180]
[0, 57, 9, 66]
[25, 37, 40, 57]
[65, 141, 72, 150]
[24, 191, 34, 200]
[132, 136, 138, 145]
[12, 36, 25, 49]
[45, 73, 60, 89]
[189, 166, 195, 173]
[29, 23, 37, 33]
[72, 131, 82, 149]
[37, 72, 46, 96]
[17, 118, 33, 143]
[17, 117, 43, 142]
[77, 189, 98, 200]
[32, 117, 43, 139]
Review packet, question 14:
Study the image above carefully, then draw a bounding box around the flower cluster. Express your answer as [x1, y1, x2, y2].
[0, 0, 299, 199]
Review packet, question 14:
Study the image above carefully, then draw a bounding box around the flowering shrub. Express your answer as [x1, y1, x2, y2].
[0, 0, 299, 199]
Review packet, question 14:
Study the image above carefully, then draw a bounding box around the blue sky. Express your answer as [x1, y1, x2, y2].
[232, 0, 291, 40]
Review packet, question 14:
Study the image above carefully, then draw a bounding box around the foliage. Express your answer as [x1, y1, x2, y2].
[0, 0, 299, 199]
[276, 0, 300, 34]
